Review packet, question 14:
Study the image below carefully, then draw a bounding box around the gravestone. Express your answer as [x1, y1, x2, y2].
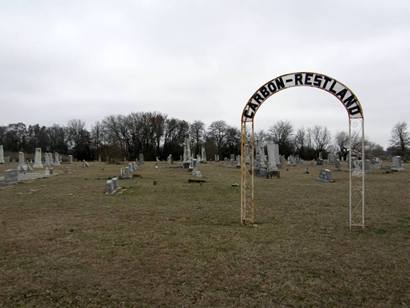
[391, 156, 404, 171]
[287, 155, 296, 166]
[335, 159, 341, 171]
[138, 153, 144, 164]
[167, 154, 173, 164]
[18, 152, 28, 172]
[0, 145, 4, 164]
[81, 160, 89, 167]
[230, 154, 235, 162]
[33, 148, 43, 168]
[68, 155, 73, 164]
[120, 167, 132, 179]
[4, 169, 18, 184]
[370, 157, 381, 169]
[53, 152, 61, 166]
[214, 154, 219, 161]
[201, 146, 207, 162]
[236, 155, 241, 168]
[352, 159, 370, 176]
[106, 180, 114, 194]
[266, 140, 279, 172]
[328, 153, 337, 165]
[112, 177, 119, 191]
[255, 140, 268, 177]
[44, 152, 53, 168]
[318, 169, 334, 182]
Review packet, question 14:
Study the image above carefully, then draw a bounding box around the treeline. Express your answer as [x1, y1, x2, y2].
[0, 113, 408, 161]
[0, 113, 241, 161]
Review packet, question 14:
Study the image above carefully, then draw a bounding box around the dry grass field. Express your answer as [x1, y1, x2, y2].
[0, 161, 409, 307]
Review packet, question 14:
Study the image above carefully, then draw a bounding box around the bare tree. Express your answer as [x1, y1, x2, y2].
[311, 125, 331, 155]
[294, 128, 306, 155]
[189, 120, 205, 156]
[208, 120, 228, 155]
[390, 121, 410, 156]
[268, 120, 294, 156]
[91, 121, 104, 161]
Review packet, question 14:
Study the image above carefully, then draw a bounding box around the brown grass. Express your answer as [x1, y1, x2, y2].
[0, 161, 409, 307]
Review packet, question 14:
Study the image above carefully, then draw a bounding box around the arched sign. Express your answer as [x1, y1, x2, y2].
[240, 72, 365, 229]
[242, 72, 363, 121]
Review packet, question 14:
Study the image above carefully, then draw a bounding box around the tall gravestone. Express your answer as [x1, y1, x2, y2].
[255, 140, 267, 176]
[266, 140, 278, 172]
[54, 152, 61, 166]
[18, 152, 27, 172]
[45, 152, 53, 167]
[201, 146, 207, 162]
[33, 148, 43, 168]
[68, 155, 73, 163]
[0, 145, 4, 164]
[138, 153, 144, 164]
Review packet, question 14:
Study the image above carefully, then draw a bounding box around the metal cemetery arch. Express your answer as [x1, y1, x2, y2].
[240, 72, 365, 228]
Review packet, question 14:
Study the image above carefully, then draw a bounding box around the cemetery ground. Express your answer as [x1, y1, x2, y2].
[0, 161, 409, 307]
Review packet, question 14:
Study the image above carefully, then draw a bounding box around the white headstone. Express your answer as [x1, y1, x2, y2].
[33, 148, 43, 168]
[54, 152, 61, 166]
[44, 152, 52, 167]
[68, 155, 73, 163]
[0, 145, 4, 164]
[18, 152, 28, 172]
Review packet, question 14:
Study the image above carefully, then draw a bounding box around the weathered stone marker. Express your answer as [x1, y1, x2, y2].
[0, 145, 4, 164]
[33, 148, 43, 168]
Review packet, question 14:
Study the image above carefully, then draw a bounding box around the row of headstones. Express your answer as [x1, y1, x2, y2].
[106, 162, 139, 194]
[255, 141, 284, 176]
[182, 137, 207, 164]
[0, 146, 73, 167]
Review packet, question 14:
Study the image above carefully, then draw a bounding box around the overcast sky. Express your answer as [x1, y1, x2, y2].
[1, 0, 409, 147]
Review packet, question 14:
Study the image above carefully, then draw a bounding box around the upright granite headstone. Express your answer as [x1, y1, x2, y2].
[106, 180, 114, 194]
[0, 145, 4, 164]
[214, 154, 219, 161]
[266, 141, 278, 172]
[201, 146, 207, 162]
[391, 156, 404, 171]
[68, 155, 73, 164]
[33, 148, 43, 168]
[318, 169, 334, 182]
[138, 153, 144, 164]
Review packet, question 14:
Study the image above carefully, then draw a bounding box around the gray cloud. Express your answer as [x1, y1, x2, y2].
[1, 0, 409, 147]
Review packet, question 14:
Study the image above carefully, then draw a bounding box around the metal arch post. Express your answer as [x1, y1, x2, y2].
[361, 118, 365, 228]
[240, 119, 256, 224]
[349, 118, 352, 229]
